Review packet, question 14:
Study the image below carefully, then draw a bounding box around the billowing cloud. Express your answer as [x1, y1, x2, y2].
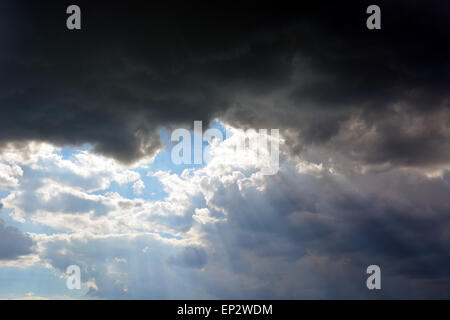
[0, 128, 444, 298]
[1, 1, 449, 168]
[0, 218, 34, 260]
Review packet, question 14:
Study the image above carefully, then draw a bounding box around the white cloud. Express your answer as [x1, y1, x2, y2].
[0, 162, 22, 188]
[132, 180, 145, 195]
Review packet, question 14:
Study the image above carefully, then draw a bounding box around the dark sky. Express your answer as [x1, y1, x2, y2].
[1, 0, 449, 165]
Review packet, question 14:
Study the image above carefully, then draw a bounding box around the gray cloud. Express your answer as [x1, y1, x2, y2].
[192, 161, 450, 298]
[0, 218, 34, 260]
[1, 1, 449, 167]
[31, 155, 450, 299]
[168, 246, 207, 269]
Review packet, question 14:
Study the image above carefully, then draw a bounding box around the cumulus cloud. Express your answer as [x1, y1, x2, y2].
[0, 162, 22, 189]
[0, 218, 34, 260]
[1, 116, 450, 299]
[132, 180, 145, 195]
[21, 126, 450, 298]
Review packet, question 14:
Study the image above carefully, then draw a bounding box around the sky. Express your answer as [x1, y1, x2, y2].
[1, 0, 450, 299]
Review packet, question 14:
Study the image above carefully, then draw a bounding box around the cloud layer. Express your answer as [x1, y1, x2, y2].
[1, 1, 450, 299]
[1, 1, 449, 167]
[1, 126, 450, 298]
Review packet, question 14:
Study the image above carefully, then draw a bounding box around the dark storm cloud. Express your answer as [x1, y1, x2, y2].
[1, 1, 449, 166]
[198, 164, 450, 298]
[0, 218, 34, 260]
